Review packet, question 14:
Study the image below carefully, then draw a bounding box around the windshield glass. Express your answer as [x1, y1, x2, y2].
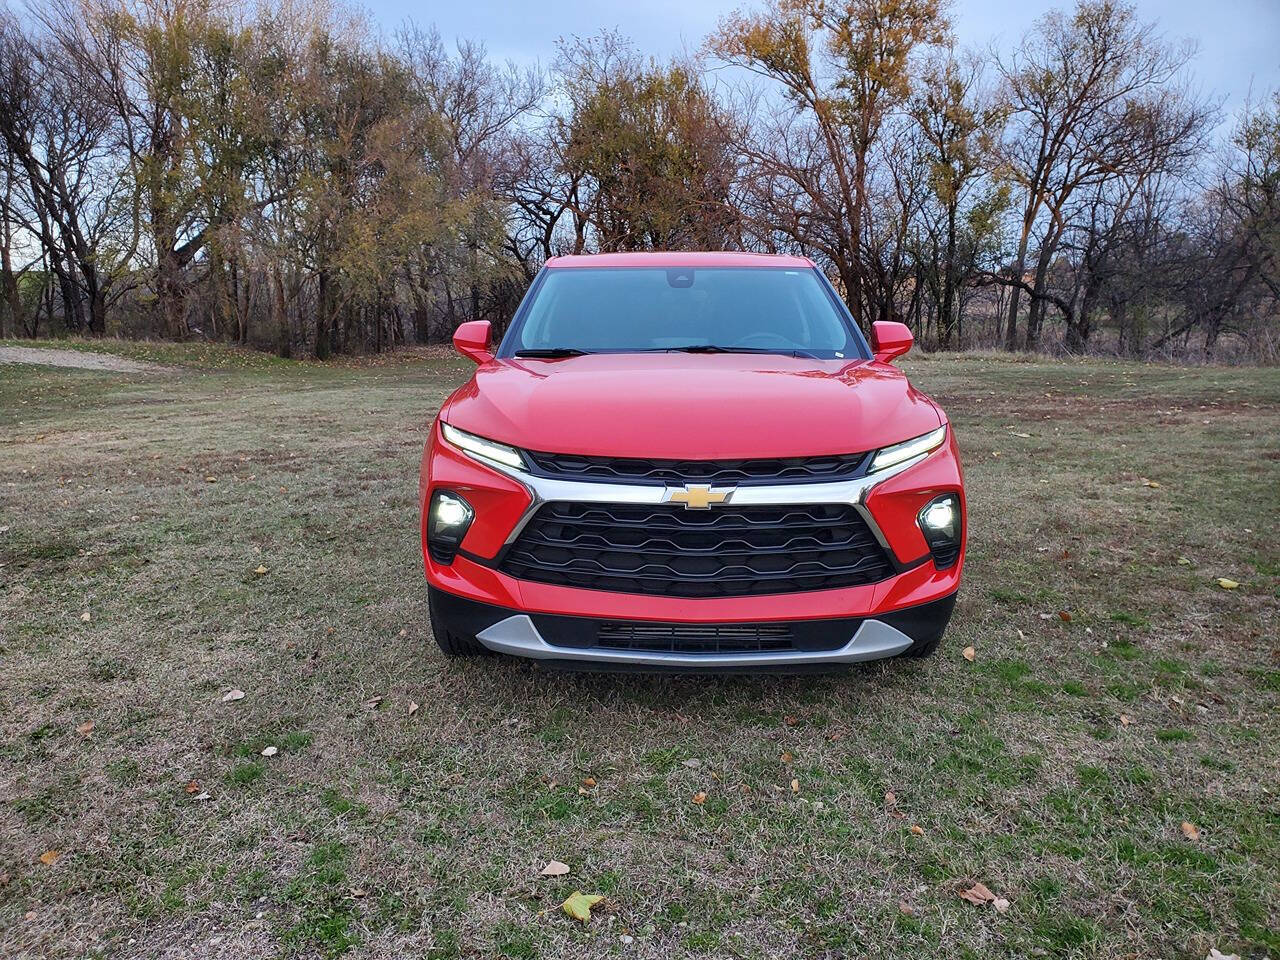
[502, 267, 866, 359]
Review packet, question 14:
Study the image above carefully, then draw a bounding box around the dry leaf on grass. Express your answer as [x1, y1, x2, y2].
[184, 780, 200, 794]
[1215, 578, 1239, 590]
[1207, 949, 1242, 960]
[898, 901, 914, 915]
[958, 882, 996, 906]
[682, 758, 701, 768]
[561, 891, 604, 924]
[884, 791, 896, 808]
[75, 720, 94, 737]
[962, 646, 976, 662]
[1177, 556, 1192, 565]
[692, 791, 707, 805]
[80, 611, 91, 623]
[993, 897, 1010, 914]
[39, 850, 60, 866]
[790, 778, 800, 793]
[1120, 714, 1132, 727]
[1181, 821, 1201, 841]
[781, 751, 794, 764]
[1141, 478, 1161, 488]
[1058, 610, 1073, 622]
[540, 860, 570, 877]
[581, 777, 596, 789]
[261, 746, 278, 757]
[254, 565, 268, 575]
[407, 701, 419, 717]
[221, 689, 245, 703]
[910, 824, 924, 836]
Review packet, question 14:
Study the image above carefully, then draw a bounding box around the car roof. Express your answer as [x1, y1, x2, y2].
[543, 251, 816, 270]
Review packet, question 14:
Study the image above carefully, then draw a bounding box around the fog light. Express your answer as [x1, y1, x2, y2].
[918, 493, 962, 569]
[921, 499, 956, 538]
[428, 490, 474, 564]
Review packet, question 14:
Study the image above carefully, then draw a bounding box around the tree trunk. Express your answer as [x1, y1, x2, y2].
[315, 267, 332, 360]
[939, 204, 958, 349]
[1005, 223, 1032, 351]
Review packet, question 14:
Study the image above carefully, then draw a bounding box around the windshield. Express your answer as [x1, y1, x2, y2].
[501, 267, 867, 359]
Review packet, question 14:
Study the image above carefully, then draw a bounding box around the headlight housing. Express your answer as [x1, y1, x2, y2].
[868, 425, 947, 474]
[917, 492, 962, 569]
[427, 490, 475, 564]
[441, 422, 526, 470]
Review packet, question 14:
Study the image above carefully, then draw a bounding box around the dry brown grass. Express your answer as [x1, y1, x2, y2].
[1, 346, 1277, 959]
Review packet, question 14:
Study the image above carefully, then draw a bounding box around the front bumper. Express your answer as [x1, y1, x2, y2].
[431, 587, 957, 672]
[420, 420, 965, 667]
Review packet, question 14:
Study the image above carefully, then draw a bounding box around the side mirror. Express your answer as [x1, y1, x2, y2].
[871, 321, 912, 363]
[453, 320, 493, 364]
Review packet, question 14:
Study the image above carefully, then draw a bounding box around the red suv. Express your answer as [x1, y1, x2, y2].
[420, 252, 965, 670]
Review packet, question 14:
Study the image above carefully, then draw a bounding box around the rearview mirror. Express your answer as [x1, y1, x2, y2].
[453, 320, 493, 364]
[871, 321, 912, 363]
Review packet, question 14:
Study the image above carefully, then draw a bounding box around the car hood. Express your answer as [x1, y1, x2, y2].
[441, 353, 942, 461]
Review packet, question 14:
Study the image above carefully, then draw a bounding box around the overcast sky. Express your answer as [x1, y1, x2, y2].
[362, 0, 1279, 124]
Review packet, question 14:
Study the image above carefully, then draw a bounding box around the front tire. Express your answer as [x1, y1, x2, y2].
[428, 586, 486, 657]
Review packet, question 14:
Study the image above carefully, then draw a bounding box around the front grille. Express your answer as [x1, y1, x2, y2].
[524, 450, 867, 486]
[596, 621, 793, 653]
[499, 502, 895, 598]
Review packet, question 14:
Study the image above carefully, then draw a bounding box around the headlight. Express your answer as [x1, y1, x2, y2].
[868, 425, 947, 473]
[441, 422, 525, 470]
[427, 490, 474, 564]
[918, 493, 962, 569]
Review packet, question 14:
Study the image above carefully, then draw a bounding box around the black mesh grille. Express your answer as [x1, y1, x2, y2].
[524, 450, 867, 486]
[596, 622, 793, 653]
[499, 502, 895, 598]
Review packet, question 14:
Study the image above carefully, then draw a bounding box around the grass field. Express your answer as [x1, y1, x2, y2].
[1, 341, 1277, 959]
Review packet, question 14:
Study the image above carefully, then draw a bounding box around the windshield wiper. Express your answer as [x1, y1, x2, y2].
[648, 345, 823, 359]
[513, 347, 593, 358]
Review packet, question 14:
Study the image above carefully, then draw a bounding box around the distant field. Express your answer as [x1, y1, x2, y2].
[1, 342, 1277, 959]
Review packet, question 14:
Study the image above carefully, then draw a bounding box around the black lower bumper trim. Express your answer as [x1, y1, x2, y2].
[428, 587, 957, 664]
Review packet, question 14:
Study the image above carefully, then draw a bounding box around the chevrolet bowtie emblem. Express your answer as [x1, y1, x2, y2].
[665, 484, 734, 509]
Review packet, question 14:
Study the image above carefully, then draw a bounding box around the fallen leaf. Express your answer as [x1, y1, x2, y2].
[397, 628, 407, 638]
[1058, 611, 1072, 622]
[898, 901, 914, 915]
[682, 758, 701, 769]
[254, 565, 268, 575]
[781, 751, 794, 764]
[692, 791, 707, 805]
[540, 860, 570, 877]
[407, 701, 419, 717]
[993, 897, 1010, 914]
[959, 882, 996, 905]
[581, 777, 596, 789]
[184, 780, 200, 794]
[1207, 949, 1242, 960]
[1120, 714, 1131, 727]
[884, 791, 896, 807]
[1011, 431, 1032, 438]
[783, 715, 798, 726]
[1177, 556, 1191, 566]
[75, 720, 95, 737]
[1142, 478, 1161, 488]
[80, 611, 91, 623]
[910, 824, 924, 836]
[1215, 578, 1239, 590]
[221, 689, 245, 703]
[348, 887, 367, 898]
[364, 696, 383, 709]
[205, 476, 217, 483]
[192, 792, 212, 801]
[1181, 821, 1201, 842]
[561, 891, 604, 925]
[790, 778, 800, 794]
[261, 746, 278, 757]
[962, 646, 975, 662]
[39, 850, 60, 866]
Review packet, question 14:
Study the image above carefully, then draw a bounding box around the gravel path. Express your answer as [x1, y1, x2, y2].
[0, 346, 168, 373]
